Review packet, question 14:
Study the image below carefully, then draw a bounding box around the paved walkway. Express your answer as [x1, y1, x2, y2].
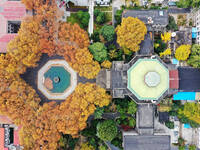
[88, 0, 94, 35]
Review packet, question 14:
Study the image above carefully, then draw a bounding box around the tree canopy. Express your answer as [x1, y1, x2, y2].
[178, 102, 200, 124]
[161, 32, 171, 43]
[97, 120, 118, 141]
[89, 42, 108, 63]
[77, 11, 90, 28]
[176, 0, 200, 8]
[187, 44, 200, 68]
[116, 17, 147, 52]
[0, 0, 111, 149]
[175, 45, 191, 61]
[100, 25, 115, 42]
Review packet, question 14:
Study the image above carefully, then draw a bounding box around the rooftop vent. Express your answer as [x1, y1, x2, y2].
[148, 17, 154, 24]
[159, 11, 164, 16]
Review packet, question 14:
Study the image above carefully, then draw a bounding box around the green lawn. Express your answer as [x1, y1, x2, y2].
[67, 13, 81, 25]
[94, 6, 112, 11]
[105, 12, 112, 22]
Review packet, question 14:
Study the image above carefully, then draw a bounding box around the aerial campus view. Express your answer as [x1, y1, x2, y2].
[0, 0, 200, 150]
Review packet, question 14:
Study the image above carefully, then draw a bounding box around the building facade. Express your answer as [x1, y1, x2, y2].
[0, 0, 30, 53]
[0, 115, 22, 150]
[96, 55, 179, 104]
[192, 9, 200, 44]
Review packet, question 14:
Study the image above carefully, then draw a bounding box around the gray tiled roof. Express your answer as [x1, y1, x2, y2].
[122, 10, 168, 26]
[124, 135, 170, 150]
[137, 104, 154, 129]
[178, 67, 200, 92]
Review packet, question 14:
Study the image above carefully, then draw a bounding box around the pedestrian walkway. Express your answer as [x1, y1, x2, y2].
[88, 0, 94, 35]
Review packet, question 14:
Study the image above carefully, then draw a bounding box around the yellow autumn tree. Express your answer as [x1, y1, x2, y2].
[116, 17, 147, 52]
[56, 83, 111, 137]
[72, 48, 101, 79]
[81, 142, 95, 150]
[160, 48, 172, 57]
[7, 17, 41, 74]
[178, 102, 200, 124]
[101, 60, 112, 69]
[161, 32, 171, 43]
[175, 45, 191, 61]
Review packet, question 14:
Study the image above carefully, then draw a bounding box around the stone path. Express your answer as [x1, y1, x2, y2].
[88, 0, 94, 35]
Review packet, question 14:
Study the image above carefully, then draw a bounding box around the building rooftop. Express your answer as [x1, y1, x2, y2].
[178, 67, 200, 92]
[139, 32, 154, 55]
[0, 0, 27, 53]
[137, 104, 154, 129]
[127, 58, 169, 101]
[0, 128, 5, 150]
[123, 135, 171, 150]
[122, 9, 168, 27]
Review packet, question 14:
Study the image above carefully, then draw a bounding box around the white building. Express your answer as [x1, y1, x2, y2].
[192, 9, 200, 44]
[69, 0, 89, 6]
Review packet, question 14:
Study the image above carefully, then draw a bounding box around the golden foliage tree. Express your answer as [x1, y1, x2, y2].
[175, 45, 191, 61]
[116, 17, 147, 52]
[160, 48, 172, 57]
[178, 102, 200, 124]
[0, 0, 110, 149]
[101, 60, 112, 69]
[56, 83, 111, 137]
[71, 48, 101, 79]
[81, 142, 95, 150]
[7, 17, 41, 74]
[161, 32, 171, 43]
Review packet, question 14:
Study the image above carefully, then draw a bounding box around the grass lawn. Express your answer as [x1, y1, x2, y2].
[94, 6, 112, 11]
[105, 12, 112, 22]
[67, 13, 81, 25]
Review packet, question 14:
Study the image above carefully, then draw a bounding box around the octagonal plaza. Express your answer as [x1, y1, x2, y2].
[127, 58, 169, 101]
[38, 60, 77, 100]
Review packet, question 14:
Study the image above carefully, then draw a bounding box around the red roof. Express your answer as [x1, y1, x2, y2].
[14, 126, 21, 145]
[169, 70, 178, 79]
[0, 128, 5, 150]
[169, 70, 179, 89]
[0, 115, 13, 124]
[0, 1, 26, 53]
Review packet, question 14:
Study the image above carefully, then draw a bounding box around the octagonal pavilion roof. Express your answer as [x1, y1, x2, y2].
[127, 58, 169, 101]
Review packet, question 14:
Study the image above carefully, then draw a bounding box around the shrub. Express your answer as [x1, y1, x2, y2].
[97, 120, 118, 141]
[100, 25, 115, 42]
[89, 42, 108, 62]
[165, 121, 174, 129]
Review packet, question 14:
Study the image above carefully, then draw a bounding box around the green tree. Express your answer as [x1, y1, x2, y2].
[96, 12, 106, 24]
[114, 9, 124, 26]
[89, 42, 108, 62]
[99, 145, 108, 150]
[94, 9, 101, 17]
[154, 39, 167, 54]
[128, 117, 136, 127]
[187, 44, 200, 68]
[165, 121, 174, 129]
[167, 16, 178, 31]
[97, 120, 118, 141]
[91, 30, 100, 42]
[189, 144, 196, 150]
[179, 146, 186, 150]
[100, 25, 115, 42]
[77, 11, 90, 28]
[178, 137, 185, 146]
[127, 101, 137, 115]
[176, 0, 200, 8]
[94, 107, 104, 119]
